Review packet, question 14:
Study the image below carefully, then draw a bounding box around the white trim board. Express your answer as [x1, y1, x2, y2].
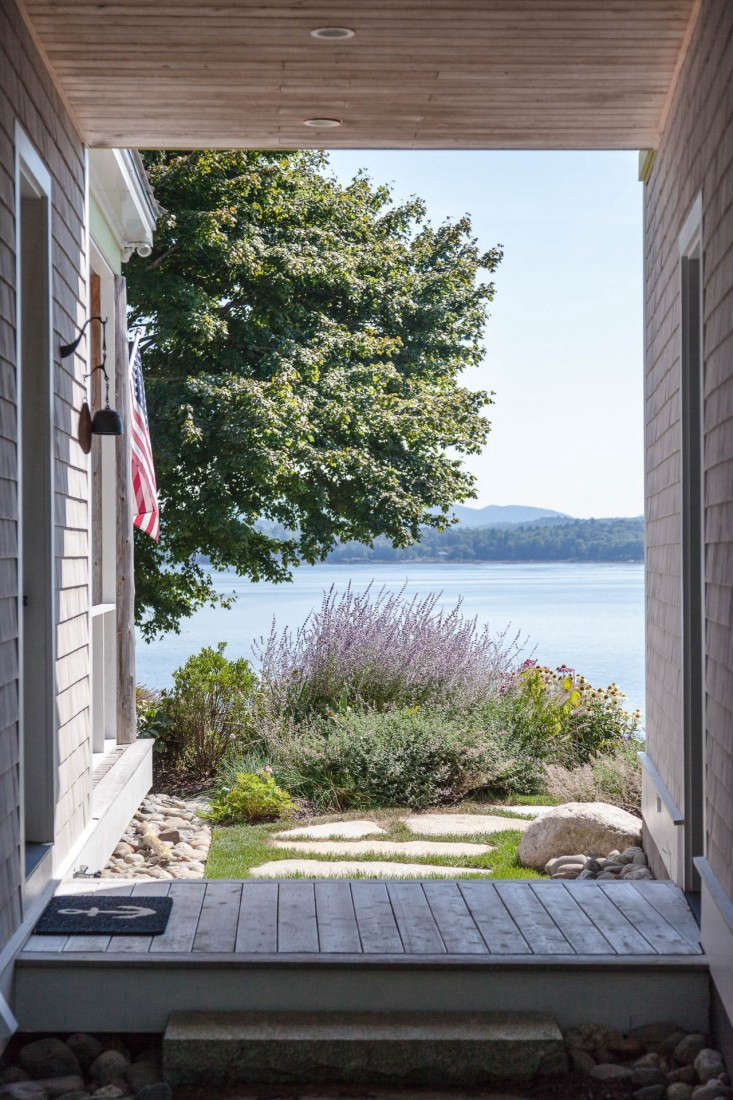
[69, 737, 153, 876]
[14, 121, 57, 906]
[695, 857, 733, 1032]
[640, 751, 684, 884]
[678, 192, 702, 255]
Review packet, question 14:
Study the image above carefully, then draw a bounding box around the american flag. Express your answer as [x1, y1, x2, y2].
[128, 331, 160, 541]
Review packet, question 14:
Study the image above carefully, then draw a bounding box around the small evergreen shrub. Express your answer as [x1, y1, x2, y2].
[143, 643, 260, 777]
[209, 771, 295, 824]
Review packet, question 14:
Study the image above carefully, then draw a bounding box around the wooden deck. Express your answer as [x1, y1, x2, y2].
[22, 878, 703, 959]
[15, 879, 709, 1034]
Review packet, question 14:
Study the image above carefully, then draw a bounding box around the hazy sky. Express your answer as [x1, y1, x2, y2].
[327, 150, 643, 519]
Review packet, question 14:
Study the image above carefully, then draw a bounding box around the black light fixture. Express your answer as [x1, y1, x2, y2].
[60, 315, 123, 443]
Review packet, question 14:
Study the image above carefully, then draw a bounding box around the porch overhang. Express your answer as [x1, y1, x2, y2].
[19, 0, 698, 150]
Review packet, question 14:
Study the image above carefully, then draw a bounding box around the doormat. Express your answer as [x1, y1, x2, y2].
[34, 894, 173, 935]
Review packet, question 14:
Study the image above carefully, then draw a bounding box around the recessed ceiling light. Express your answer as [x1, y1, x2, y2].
[310, 26, 355, 40]
[303, 118, 342, 128]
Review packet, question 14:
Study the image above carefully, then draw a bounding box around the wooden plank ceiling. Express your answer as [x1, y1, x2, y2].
[21, 0, 696, 149]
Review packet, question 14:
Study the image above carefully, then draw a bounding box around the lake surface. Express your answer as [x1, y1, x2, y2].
[136, 562, 645, 717]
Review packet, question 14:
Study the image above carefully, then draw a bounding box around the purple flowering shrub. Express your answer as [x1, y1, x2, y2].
[194, 584, 641, 807]
[256, 581, 524, 719]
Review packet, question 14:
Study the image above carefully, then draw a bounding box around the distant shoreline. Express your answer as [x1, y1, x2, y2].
[323, 556, 644, 565]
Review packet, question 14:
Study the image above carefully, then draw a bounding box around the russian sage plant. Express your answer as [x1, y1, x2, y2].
[256, 581, 524, 718]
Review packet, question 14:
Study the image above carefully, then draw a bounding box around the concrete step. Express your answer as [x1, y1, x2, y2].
[162, 1011, 567, 1087]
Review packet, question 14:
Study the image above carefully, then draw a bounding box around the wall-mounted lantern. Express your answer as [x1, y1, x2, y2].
[60, 315, 123, 453]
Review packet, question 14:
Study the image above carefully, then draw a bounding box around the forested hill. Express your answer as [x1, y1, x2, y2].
[326, 516, 644, 564]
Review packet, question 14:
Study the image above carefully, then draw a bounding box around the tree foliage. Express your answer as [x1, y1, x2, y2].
[127, 151, 501, 637]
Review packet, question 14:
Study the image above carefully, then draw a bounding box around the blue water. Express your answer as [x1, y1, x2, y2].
[136, 561, 645, 717]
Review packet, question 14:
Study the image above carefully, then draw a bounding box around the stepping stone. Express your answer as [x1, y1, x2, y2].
[249, 859, 493, 879]
[272, 839, 492, 858]
[402, 814, 532, 836]
[485, 805, 556, 818]
[273, 819, 385, 840]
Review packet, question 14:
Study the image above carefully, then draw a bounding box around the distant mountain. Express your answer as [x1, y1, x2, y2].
[450, 504, 570, 527]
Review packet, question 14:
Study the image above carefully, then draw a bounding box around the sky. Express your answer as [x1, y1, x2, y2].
[326, 150, 644, 519]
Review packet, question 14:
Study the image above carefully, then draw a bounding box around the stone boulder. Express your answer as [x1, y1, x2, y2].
[518, 802, 642, 870]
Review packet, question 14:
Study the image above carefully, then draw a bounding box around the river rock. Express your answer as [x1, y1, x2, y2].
[88, 1054, 128, 1087]
[545, 854, 587, 874]
[64, 1038, 102, 1074]
[31, 1079, 85, 1098]
[0, 1071, 29, 1085]
[569, 1049, 596, 1074]
[19, 1041, 81, 1081]
[695, 1051, 726, 1085]
[667, 1085, 693, 1100]
[633, 1068, 668, 1087]
[124, 1062, 160, 1093]
[590, 1063, 634, 1081]
[636, 1053, 665, 1069]
[668, 1066, 698, 1084]
[0, 1084, 48, 1099]
[674, 1035, 708, 1066]
[691, 1081, 733, 1100]
[518, 802, 643, 869]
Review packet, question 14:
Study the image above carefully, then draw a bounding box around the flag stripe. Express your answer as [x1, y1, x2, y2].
[128, 331, 160, 542]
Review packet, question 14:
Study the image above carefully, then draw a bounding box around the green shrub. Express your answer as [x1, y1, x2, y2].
[270, 707, 545, 811]
[144, 644, 261, 777]
[209, 771, 296, 824]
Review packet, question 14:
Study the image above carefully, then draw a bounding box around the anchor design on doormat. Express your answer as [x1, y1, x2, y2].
[57, 904, 156, 920]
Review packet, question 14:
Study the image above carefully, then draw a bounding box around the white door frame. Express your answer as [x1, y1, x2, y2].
[678, 191, 705, 893]
[14, 123, 56, 896]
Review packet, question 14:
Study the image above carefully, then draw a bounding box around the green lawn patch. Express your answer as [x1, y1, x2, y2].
[205, 811, 545, 881]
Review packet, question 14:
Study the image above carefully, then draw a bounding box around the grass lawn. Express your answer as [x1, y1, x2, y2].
[205, 804, 546, 881]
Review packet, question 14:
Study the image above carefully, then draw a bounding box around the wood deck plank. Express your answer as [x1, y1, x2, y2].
[531, 882, 616, 954]
[495, 883, 574, 954]
[105, 881, 171, 954]
[153, 881, 206, 953]
[563, 882, 657, 954]
[192, 882, 242, 953]
[25, 879, 705, 964]
[387, 883, 446, 954]
[278, 882, 319, 953]
[351, 882, 404, 954]
[235, 883, 278, 953]
[422, 882, 488, 954]
[458, 882, 531, 954]
[598, 882, 693, 954]
[315, 882, 361, 954]
[23, 933, 69, 952]
[632, 882, 702, 951]
[63, 884, 135, 953]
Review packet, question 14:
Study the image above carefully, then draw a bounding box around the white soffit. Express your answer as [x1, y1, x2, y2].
[89, 148, 158, 259]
